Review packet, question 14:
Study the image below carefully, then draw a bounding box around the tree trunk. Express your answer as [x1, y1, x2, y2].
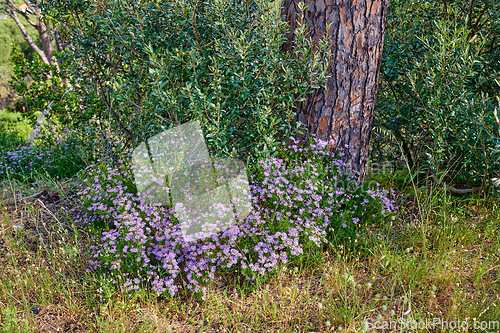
[38, 21, 58, 69]
[7, 8, 50, 65]
[283, 0, 389, 180]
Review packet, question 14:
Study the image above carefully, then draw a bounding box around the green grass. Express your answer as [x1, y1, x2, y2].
[0, 109, 31, 148]
[0, 110, 20, 122]
[0, 169, 498, 332]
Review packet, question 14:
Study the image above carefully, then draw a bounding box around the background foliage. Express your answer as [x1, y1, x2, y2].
[0, 15, 39, 109]
[374, 0, 500, 189]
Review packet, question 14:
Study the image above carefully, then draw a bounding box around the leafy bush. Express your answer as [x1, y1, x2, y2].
[75, 138, 397, 299]
[9, 45, 80, 129]
[374, 0, 500, 189]
[39, 0, 328, 161]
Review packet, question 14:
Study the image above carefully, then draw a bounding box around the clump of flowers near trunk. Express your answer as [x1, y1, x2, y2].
[75, 137, 397, 299]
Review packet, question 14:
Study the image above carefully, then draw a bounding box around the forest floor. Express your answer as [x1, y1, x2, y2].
[0, 109, 499, 332]
[0, 172, 499, 332]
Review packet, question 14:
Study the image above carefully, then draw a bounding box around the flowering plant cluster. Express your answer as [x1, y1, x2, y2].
[76, 138, 397, 299]
[0, 122, 92, 181]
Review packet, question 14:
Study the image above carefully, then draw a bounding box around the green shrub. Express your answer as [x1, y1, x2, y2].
[0, 109, 28, 149]
[9, 45, 80, 129]
[374, 0, 500, 189]
[37, 0, 328, 161]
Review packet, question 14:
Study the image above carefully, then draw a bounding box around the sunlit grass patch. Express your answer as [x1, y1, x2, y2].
[0, 109, 31, 139]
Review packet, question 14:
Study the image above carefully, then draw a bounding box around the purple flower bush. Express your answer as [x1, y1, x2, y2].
[0, 122, 94, 181]
[76, 138, 397, 299]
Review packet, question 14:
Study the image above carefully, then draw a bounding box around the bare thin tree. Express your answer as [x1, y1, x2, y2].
[0, 0, 59, 71]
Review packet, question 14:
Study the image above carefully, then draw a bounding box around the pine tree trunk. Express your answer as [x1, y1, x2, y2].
[283, 0, 389, 180]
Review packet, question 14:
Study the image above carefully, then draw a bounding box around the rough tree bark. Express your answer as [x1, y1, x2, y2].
[283, 0, 389, 180]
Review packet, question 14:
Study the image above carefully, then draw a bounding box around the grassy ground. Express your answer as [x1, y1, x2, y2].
[0, 109, 31, 147]
[0, 113, 498, 331]
[0, 171, 498, 332]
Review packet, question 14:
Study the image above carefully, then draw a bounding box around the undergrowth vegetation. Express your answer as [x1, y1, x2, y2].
[76, 138, 396, 299]
[0, 122, 92, 181]
[0, 166, 498, 332]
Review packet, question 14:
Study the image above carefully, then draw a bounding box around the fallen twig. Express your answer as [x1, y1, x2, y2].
[2, 191, 44, 206]
[37, 198, 61, 225]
